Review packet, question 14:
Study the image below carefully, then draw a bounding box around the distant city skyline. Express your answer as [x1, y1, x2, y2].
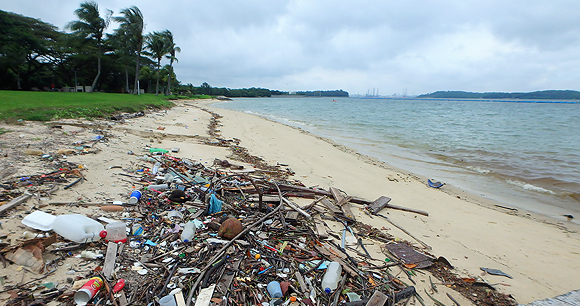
[4, 1, 580, 95]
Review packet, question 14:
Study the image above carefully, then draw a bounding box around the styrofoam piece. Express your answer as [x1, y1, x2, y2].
[21, 211, 56, 231]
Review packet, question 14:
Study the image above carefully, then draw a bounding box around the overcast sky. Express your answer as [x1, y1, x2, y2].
[4, 1, 580, 95]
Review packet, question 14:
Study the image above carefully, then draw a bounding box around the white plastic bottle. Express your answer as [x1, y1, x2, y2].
[152, 162, 161, 175]
[180, 221, 197, 242]
[321, 261, 342, 293]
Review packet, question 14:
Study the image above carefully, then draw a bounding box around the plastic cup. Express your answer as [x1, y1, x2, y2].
[159, 295, 177, 306]
[128, 190, 141, 204]
[104, 222, 127, 243]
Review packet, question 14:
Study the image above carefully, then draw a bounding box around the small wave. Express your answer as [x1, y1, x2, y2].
[466, 166, 491, 174]
[507, 180, 556, 194]
[244, 111, 308, 127]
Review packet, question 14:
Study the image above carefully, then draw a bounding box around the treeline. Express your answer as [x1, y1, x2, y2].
[418, 90, 580, 100]
[0, 3, 179, 95]
[179, 83, 286, 98]
[296, 90, 349, 97]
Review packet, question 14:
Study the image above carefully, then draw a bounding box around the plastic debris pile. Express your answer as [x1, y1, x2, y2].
[0, 149, 518, 306]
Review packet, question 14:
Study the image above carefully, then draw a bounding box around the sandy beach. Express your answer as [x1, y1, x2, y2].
[207, 101, 580, 303]
[1, 99, 579, 305]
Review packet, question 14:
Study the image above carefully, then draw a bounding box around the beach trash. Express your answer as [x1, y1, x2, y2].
[147, 183, 169, 191]
[321, 261, 342, 293]
[51, 214, 104, 243]
[99, 222, 127, 243]
[112, 279, 125, 293]
[180, 221, 197, 242]
[158, 294, 177, 306]
[208, 193, 223, 214]
[132, 223, 144, 236]
[74, 277, 103, 305]
[128, 190, 142, 204]
[149, 148, 169, 154]
[218, 217, 243, 240]
[21, 211, 56, 231]
[267, 281, 283, 298]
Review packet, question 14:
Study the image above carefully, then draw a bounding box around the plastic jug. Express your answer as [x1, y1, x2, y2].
[321, 261, 342, 293]
[100, 222, 127, 243]
[52, 214, 104, 243]
[180, 221, 197, 242]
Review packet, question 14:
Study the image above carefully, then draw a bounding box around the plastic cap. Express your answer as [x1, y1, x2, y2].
[99, 230, 107, 238]
[290, 297, 297, 302]
[255, 254, 260, 259]
[183, 239, 189, 242]
[325, 288, 331, 294]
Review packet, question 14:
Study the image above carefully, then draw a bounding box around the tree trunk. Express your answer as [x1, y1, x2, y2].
[166, 57, 174, 96]
[90, 41, 102, 93]
[155, 58, 160, 96]
[16, 69, 21, 90]
[134, 39, 142, 95]
[125, 66, 129, 93]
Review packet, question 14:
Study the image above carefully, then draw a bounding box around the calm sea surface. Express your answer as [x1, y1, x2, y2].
[215, 97, 580, 220]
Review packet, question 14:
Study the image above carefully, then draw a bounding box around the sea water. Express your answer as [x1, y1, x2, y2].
[215, 97, 580, 221]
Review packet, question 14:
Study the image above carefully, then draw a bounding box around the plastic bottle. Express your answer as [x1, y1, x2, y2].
[51, 214, 104, 243]
[152, 162, 161, 175]
[112, 279, 125, 293]
[180, 221, 197, 242]
[267, 281, 283, 298]
[321, 261, 342, 293]
[147, 184, 169, 191]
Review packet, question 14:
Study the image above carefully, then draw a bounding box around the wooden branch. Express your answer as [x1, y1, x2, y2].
[0, 193, 32, 215]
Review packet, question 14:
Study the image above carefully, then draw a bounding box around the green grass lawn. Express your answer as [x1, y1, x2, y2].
[0, 91, 176, 121]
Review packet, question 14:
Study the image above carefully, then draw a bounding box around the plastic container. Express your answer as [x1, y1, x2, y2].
[152, 162, 161, 175]
[267, 281, 283, 298]
[22, 231, 44, 239]
[74, 277, 103, 305]
[321, 261, 342, 293]
[147, 184, 169, 191]
[180, 221, 197, 242]
[52, 214, 104, 243]
[158, 294, 177, 306]
[128, 190, 141, 204]
[21, 211, 56, 231]
[112, 279, 125, 293]
[100, 222, 127, 243]
[132, 223, 144, 236]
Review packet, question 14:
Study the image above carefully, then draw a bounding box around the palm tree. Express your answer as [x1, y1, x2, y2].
[114, 6, 144, 94]
[144, 31, 169, 95]
[66, 1, 112, 93]
[108, 31, 133, 93]
[163, 30, 180, 95]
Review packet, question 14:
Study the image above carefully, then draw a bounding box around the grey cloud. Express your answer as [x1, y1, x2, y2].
[4, 0, 580, 94]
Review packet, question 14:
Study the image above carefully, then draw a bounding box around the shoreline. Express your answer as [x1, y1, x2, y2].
[209, 100, 580, 234]
[200, 99, 580, 303]
[0, 99, 578, 304]
[213, 97, 580, 225]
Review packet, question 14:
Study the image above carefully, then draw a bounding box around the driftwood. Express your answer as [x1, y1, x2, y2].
[282, 197, 312, 219]
[185, 202, 284, 306]
[0, 193, 32, 215]
[376, 213, 431, 250]
[368, 196, 429, 216]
